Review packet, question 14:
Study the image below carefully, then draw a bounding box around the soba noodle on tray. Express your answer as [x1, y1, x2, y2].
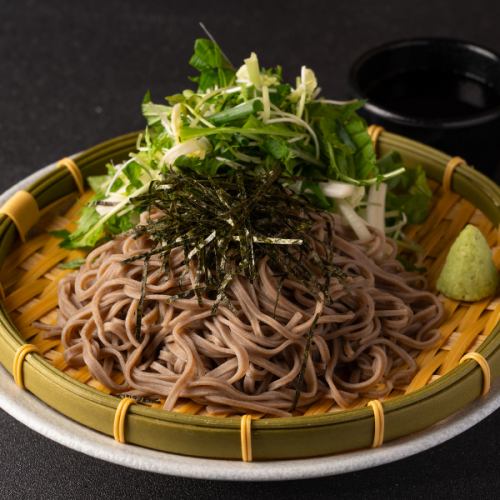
[47, 37, 449, 416]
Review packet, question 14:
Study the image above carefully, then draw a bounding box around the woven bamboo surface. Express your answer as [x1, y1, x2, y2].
[1, 181, 499, 418]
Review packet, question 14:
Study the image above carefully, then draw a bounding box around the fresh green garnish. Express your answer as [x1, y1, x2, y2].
[377, 151, 432, 224]
[59, 258, 86, 270]
[57, 36, 436, 288]
[189, 37, 235, 91]
[60, 37, 421, 250]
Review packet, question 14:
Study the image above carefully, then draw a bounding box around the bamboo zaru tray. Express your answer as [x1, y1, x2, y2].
[0, 130, 498, 461]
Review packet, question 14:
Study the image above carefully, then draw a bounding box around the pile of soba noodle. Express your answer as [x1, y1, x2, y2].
[51, 210, 443, 417]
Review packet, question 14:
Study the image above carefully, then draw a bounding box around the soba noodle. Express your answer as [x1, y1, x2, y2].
[50, 211, 443, 417]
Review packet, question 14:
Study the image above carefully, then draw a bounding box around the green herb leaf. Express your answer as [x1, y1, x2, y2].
[59, 205, 104, 249]
[141, 91, 170, 126]
[106, 211, 136, 236]
[208, 99, 263, 125]
[174, 155, 224, 176]
[59, 258, 86, 270]
[376, 151, 405, 188]
[189, 38, 235, 91]
[87, 175, 109, 194]
[179, 124, 298, 142]
[123, 161, 144, 190]
[50, 229, 71, 239]
[308, 101, 377, 184]
[262, 136, 289, 160]
[378, 152, 432, 224]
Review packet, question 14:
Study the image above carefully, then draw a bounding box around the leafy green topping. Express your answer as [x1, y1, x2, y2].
[189, 38, 235, 91]
[87, 175, 109, 194]
[59, 258, 86, 270]
[378, 151, 433, 224]
[141, 91, 170, 126]
[59, 37, 432, 261]
[308, 101, 377, 184]
[59, 205, 103, 249]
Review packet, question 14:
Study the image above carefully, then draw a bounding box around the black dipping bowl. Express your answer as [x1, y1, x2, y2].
[349, 38, 500, 181]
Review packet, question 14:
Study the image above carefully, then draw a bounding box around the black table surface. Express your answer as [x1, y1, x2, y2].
[0, 1, 499, 498]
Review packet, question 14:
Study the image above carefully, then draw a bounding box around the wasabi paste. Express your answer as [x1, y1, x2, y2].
[437, 224, 499, 301]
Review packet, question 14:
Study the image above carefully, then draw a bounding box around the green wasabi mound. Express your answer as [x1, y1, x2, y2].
[437, 224, 499, 301]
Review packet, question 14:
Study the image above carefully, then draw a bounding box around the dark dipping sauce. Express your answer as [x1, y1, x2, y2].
[350, 39, 500, 180]
[365, 70, 500, 120]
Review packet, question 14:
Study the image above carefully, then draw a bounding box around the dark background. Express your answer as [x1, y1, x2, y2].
[0, 0, 499, 498]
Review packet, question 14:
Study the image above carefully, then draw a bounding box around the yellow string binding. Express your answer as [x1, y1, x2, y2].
[113, 397, 135, 444]
[0, 190, 40, 243]
[367, 124, 384, 153]
[240, 414, 253, 462]
[13, 344, 39, 389]
[443, 156, 465, 193]
[57, 157, 85, 196]
[367, 400, 385, 448]
[460, 352, 491, 396]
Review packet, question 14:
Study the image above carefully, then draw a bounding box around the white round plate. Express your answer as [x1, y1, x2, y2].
[0, 164, 499, 481]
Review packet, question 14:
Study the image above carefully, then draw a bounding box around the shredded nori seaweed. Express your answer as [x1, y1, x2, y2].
[128, 168, 345, 406]
[135, 255, 149, 341]
[128, 168, 344, 311]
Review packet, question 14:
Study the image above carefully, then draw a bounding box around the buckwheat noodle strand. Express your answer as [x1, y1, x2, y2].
[50, 211, 443, 417]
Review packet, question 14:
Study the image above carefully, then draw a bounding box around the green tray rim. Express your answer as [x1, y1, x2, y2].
[0, 130, 498, 460]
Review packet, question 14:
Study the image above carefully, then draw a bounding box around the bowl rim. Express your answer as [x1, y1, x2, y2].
[349, 37, 500, 129]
